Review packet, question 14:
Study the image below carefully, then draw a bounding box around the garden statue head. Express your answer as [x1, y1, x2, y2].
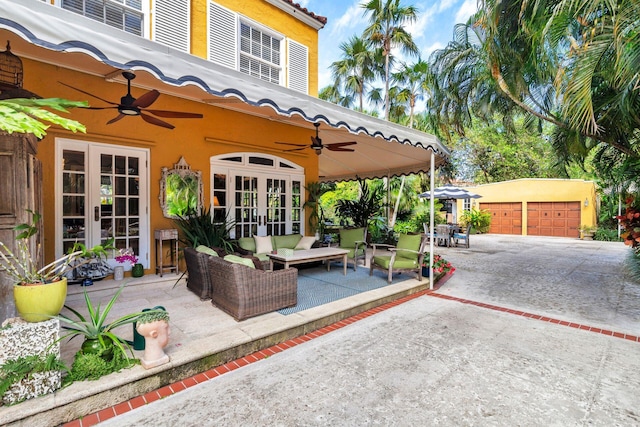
[136, 310, 170, 369]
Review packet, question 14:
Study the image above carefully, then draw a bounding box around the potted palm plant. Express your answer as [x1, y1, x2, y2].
[0, 210, 114, 322]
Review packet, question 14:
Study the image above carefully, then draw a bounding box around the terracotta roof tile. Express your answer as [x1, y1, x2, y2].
[280, 0, 328, 25]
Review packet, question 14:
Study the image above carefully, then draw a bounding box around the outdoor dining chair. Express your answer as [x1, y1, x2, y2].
[369, 233, 428, 283]
[435, 224, 451, 247]
[452, 226, 471, 248]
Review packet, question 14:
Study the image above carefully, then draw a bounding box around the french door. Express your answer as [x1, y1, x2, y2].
[210, 154, 304, 239]
[56, 139, 149, 266]
[232, 172, 301, 237]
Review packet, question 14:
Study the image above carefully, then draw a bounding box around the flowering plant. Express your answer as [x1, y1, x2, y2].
[617, 196, 640, 252]
[422, 253, 455, 275]
[114, 248, 138, 266]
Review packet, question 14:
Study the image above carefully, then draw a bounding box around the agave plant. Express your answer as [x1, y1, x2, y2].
[55, 283, 160, 360]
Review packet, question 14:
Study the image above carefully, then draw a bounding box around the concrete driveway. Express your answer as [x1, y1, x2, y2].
[98, 235, 640, 426]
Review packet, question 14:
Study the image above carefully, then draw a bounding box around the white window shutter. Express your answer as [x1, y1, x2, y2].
[208, 1, 237, 70]
[153, 0, 190, 52]
[287, 39, 308, 94]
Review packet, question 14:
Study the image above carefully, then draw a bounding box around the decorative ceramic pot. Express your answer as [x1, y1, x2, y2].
[113, 265, 125, 280]
[132, 263, 144, 277]
[13, 277, 67, 323]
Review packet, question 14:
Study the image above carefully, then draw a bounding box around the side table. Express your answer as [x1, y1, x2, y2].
[155, 229, 179, 277]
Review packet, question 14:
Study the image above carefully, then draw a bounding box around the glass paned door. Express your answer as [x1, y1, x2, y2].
[96, 152, 141, 255]
[233, 173, 294, 238]
[57, 139, 148, 265]
[234, 174, 259, 238]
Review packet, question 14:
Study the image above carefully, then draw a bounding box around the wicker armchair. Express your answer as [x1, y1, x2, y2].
[183, 247, 264, 300]
[207, 255, 297, 321]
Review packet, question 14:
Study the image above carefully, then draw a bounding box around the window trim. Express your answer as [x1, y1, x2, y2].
[238, 17, 285, 86]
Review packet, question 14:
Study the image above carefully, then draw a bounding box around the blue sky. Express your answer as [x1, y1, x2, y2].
[297, 0, 478, 90]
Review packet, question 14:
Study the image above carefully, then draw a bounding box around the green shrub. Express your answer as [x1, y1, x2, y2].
[594, 228, 621, 241]
[625, 250, 640, 284]
[459, 208, 491, 233]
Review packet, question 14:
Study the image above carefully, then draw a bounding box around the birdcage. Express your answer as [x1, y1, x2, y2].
[0, 41, 23, 88]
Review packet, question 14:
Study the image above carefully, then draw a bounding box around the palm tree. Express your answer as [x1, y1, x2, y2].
[330, 36, 379, 112]
[430, 0, 640, 161]
[361, 0, 419, 121]
[318, 83, 354, 108]
[392, 58, 431, 128]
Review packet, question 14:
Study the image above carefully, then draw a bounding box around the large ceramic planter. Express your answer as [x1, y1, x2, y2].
[13, 277, 67, 322]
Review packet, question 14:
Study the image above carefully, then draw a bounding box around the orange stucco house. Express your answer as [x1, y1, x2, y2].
[0, 0, 448, 287]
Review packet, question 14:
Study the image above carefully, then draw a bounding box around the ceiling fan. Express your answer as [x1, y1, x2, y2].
[60, 71, 203, 129]
[275, 122, 357, 155]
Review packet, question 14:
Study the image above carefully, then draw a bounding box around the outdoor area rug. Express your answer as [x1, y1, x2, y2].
[277, 263, 407, 315]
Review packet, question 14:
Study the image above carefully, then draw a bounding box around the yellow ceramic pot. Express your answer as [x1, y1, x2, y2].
[13, 277, 68, 322]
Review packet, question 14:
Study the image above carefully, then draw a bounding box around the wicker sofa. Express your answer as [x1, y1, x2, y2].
[207, 255, 297, 321]
[183, 246, 264, 301]
[236, 234, 318, 269]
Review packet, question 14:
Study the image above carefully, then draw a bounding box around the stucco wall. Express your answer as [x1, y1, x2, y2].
[25, 60, 319, 267]
[456, 179, 597, 236]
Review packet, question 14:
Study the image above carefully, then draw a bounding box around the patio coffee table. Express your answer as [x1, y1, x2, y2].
[267, 247, 350, 275]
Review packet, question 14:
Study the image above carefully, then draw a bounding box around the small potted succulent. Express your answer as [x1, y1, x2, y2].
[0, 210, 114, 322]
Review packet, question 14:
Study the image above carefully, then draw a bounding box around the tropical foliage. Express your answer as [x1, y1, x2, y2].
[459, 208, 492, 233]
[0, 98, 87, 138]
[174, 206, 235, 253]
[335, 178, 384, 228]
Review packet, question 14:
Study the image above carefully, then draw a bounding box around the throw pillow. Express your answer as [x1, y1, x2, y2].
[195, 245, 219, 257]
[237, 237, 256, 253]
[295, 236, 316, 250]
[223, 254, 256, 269]
[254, 235, 273, 254]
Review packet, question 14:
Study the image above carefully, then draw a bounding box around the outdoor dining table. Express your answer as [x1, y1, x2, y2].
[435, 224, 461, 247]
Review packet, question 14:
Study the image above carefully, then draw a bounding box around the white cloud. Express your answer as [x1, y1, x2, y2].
[295, 0, 310, 8]
[455, 0, 477, 24]
[407, 3, 437, 41]
[438, 0, 457, 12]
[422, 41, 445, 58]
[330, 1, 366, 37]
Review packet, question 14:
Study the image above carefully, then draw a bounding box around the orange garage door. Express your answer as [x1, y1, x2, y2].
[527, 202, 580, 238]
[479, 202, 522, 234]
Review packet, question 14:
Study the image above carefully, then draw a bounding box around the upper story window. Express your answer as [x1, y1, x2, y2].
[61, 0, 144, 36]
[208, 1, 309, 94]
[239, 22, 282, 85]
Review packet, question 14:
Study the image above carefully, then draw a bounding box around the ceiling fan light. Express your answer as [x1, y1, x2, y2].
[314, 148, 322, 155]
[119, 106, 139, 115]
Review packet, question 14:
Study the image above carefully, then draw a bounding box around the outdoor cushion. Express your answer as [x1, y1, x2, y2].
[224, 254, 256, 269]
[273, 234, 302, 250]
[195, 245, 219, 257]
[339, 227, 365, 248]
[254, 235, 273, 254]
[237, 237, 256, 253]
[395, 234, 422, 260]
[295, 236, 316, 250]
[372, 255, 418, 269]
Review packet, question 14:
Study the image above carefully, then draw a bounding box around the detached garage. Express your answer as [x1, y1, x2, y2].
[461, 179, 596, 237]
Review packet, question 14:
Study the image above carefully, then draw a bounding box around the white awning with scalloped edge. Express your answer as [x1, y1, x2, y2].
[0, 0, 449, 181]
